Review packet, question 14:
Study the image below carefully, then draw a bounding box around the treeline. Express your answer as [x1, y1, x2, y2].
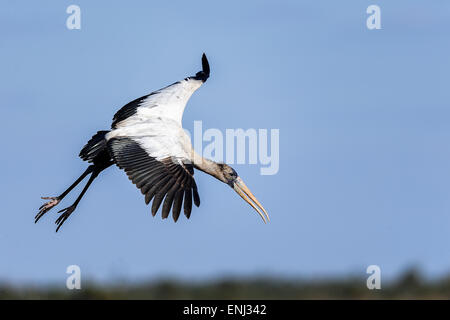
[1, 269, 449, 299]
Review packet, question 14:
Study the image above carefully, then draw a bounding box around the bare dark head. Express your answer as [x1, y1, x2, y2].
[216, 163, 269, 223]
[217, 164, 238, 186]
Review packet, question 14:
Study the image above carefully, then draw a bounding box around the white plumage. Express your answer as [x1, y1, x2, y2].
[112, 78, 204, 128]
[107, 119, 193, 161]
[106, 77, 203, 162]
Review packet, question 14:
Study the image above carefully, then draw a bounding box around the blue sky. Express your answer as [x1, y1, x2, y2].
[1, 0, 450, 285]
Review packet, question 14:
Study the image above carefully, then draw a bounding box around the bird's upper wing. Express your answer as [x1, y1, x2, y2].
[106, 54, 209, 220]
[112, 54, 210, 129]
[107, 135, 200, 221]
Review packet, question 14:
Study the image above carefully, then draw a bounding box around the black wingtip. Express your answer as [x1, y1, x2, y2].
[202, 53, 210, 77]
[194, 53, 210, 82]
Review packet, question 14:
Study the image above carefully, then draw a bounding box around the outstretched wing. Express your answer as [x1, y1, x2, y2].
[107, 137, 200, 221]
[112, 53, 210, 129]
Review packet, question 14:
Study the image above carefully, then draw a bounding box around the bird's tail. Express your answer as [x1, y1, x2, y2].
[79, 130, 110, 163]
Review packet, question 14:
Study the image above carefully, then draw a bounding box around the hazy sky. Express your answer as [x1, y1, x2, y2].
[1, 1, 450, 285]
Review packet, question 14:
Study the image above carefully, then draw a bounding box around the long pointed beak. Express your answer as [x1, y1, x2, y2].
[233, 177, 270, 223]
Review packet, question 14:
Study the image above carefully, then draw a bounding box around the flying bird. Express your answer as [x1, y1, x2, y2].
[36, 54, 269, 232]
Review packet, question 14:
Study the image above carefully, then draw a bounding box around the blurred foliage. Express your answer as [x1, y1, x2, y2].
[1, 269, 449, 299]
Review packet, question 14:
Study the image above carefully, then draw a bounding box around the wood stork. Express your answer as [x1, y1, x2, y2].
[36, 54, 269, 232]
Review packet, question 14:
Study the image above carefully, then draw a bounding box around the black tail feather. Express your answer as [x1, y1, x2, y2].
[79, 130, 110, 163]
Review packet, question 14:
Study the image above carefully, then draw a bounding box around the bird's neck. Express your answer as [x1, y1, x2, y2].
[192, 152, 225, 183]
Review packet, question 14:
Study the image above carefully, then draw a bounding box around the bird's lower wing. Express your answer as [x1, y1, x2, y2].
[107, 137, 200, 221]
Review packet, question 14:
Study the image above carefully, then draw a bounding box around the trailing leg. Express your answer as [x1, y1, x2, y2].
[35, 165, 95, 223]
[54, 168, 101, 232]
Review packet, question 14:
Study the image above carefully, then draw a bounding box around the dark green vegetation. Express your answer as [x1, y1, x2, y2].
[1, 269, 449, 299]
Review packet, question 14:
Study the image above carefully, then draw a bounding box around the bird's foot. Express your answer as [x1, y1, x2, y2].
[35, 196, 61, 223]
[55, 205, 76, 232]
